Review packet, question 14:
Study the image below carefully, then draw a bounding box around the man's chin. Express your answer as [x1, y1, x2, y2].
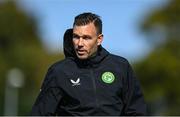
[76, 54, 88, 60]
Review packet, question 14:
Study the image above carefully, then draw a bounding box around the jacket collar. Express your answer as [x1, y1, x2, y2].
[75, 46, 109, 68]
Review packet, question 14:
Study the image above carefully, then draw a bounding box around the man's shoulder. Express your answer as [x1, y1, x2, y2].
[108, 53, 129, 65]
[48, 57, 74, 70]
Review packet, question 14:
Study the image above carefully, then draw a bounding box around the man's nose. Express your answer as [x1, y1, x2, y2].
[78, 38, 84, 46]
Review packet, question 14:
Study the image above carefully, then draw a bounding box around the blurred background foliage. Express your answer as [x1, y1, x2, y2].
[0, 0, 179, 115]
[135, 0, 180, 115]
[0, 1, 63, 115]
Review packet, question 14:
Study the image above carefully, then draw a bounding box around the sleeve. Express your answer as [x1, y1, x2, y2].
[30, 66, 63, 116]
[122, 61, 147, 115]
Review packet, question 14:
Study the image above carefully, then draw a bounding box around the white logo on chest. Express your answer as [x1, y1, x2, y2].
[70, 78, 80, 86]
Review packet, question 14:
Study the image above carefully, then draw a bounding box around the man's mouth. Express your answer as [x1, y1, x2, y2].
[77, 49, 86, 55]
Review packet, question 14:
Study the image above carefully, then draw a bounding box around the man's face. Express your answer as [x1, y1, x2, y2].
[73, 23, 103, 60]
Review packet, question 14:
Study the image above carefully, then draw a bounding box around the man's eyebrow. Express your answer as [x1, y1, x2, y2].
[73, 33, 80, 38]
[73, 33, 91, 38]
[73, 33, 78, 36]
[82, 35, 91, 38]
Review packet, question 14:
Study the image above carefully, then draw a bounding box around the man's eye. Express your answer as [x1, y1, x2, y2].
[73, 35, 79, 39]
[83, 36, 91, 40]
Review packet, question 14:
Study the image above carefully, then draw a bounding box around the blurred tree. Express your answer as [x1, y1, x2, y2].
[0, 1, 64, 115]
[135, 0, 180, 115]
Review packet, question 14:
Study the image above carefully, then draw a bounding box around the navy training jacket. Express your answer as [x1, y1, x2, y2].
[31, 29, 147, 116]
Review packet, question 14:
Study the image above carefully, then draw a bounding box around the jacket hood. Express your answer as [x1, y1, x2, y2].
[63, 28, 76, 58]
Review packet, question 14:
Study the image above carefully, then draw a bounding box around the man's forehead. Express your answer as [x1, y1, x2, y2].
[73, 23, 97, 34]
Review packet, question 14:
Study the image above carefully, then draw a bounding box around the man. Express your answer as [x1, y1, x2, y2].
[31, 12, 147, 116]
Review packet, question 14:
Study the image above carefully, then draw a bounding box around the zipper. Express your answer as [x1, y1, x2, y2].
[90, 69, 99, 109]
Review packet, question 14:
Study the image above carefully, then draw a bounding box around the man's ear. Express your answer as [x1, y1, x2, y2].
[97, 34, 103, 45]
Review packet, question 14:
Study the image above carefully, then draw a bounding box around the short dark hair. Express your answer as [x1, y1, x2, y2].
[73, 12, 102, 35]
